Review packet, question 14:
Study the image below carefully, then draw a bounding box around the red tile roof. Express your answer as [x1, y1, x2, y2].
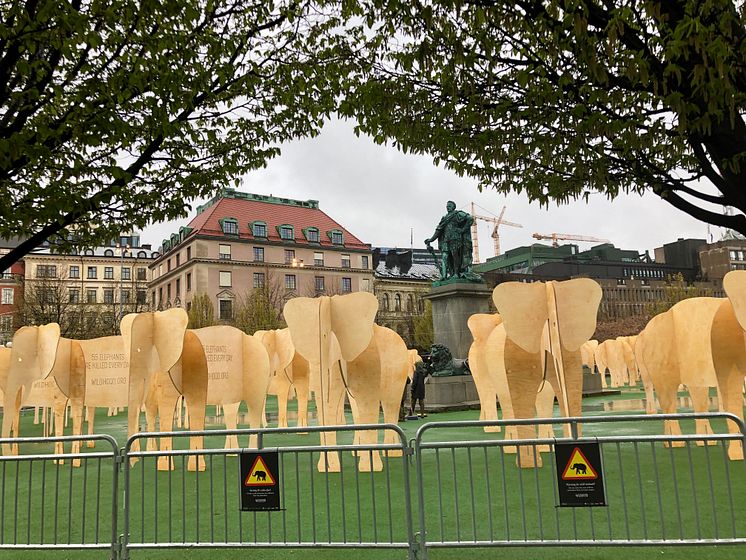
[186, 195, 370, 250]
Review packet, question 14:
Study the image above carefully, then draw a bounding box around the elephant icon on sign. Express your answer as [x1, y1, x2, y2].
[571, 463, 587, 475]
[254, 470, 267, 481]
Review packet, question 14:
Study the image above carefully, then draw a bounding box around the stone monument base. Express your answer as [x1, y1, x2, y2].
[425, 282, 493, 361]
[424, 375, 480, 412]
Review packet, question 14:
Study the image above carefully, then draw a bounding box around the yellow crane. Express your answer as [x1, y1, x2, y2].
[532, 232, 610, 248]
[470, 202, 523, 263]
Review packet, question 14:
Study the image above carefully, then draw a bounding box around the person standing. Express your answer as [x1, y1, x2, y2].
[410, 361, 430, 418]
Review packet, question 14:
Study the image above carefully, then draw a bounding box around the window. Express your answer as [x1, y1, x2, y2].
[158, 287, 163, 306]
[69, 265, 80, 279]
[104, 249, 114, 257]
[86, 289, 97, 303]
[103, 289, 114, 304]
[221, 218, 239, 236]
[175, 253, 180, 267]
[121, 289, 131, 303]
[341, 254, 351, 268]
[175, 278, 181, 297]
[36, 265, 57, 278]
[361, 278, 371, 292]
[252, 222, 267, 237]
[285, 274, 296, 291]
[341, 277, 352, 293]
[219, 271, 232, 287]
[331, 231, 343, 245]
[137, 250, 147, 258]
[219, 299, 233, 320]
[253, 247, 264, 262]
[361, 255, 369, 269]
[187, 247, 192, 260]
[285, 249, 295, 264]
[121, 267, 131, 280]
[394, 293, 401, 310]
[315, 276, 325, 292]
[219, 244, 231, 260]
[137, 290, 147, 304]
[87, 266, 97, 279]
[137, 267, 147, 281]
[407, 294, 414, 311]
[279, 225, 294, 240]
[186, 273, 192, 292]
[167, 259, 171, 272]
[1, 288, 13, 305]
[382, 293, 389, 311]
[306, 228, 320, 242]
[314, 252, 324, 266]
[104, 266, 114, 279]
[167, 284, 171, 302]
[0, 316, 12, 334]
[39, 288, 54, 305]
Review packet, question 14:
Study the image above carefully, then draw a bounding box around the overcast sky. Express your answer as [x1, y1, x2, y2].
[142, 118, 720, 262]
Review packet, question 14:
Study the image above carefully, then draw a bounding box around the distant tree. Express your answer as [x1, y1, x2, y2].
[412, 299, 434, 352]
[343, 0, 746, 234]
[187, 293, 215, 329]
[0, 0, 357, 270]
[234, 281, 286, 335]
[647, 272, 713, 316]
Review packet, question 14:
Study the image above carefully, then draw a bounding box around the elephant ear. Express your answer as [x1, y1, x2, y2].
[492, 282, 547, 353]
[0, 347, 11, 394]
[243, 334, 271, 393]
[274, 329, 295, 370]
[153, 308, 188, 371]
[330, 292, 378, 361]
[50, 338, 72, 395]
[467, 313, 502, 342]
[284, 297, 325, 363]
[552, 278, 602, 351]
[36, 323, 61, 377]
[723, 270, 746, 331]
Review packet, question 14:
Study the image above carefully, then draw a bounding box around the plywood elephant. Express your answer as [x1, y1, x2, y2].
[711, 270, 746, 460]
[121, 309, 208, 471]
[284, 292, 379, 472]
[193, 325, 270, 450]
[254, 328, 305, 428]
[345, 325, 411, 470]
[492, 279, 602, 467]
[636, 297, 722, 446]
[1, 323, 60, 455]
[47, 337, 86, 465]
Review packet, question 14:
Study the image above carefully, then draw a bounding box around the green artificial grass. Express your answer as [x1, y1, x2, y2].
[0, 385, 744, 560]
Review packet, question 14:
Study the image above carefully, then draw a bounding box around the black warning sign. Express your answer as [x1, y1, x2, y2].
[240, 450, 280, 511]
[554, 442, 606, 507]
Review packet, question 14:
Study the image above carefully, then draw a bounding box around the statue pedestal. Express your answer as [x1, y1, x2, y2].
[425, 375, 480, 411]
[425, 282, 493, 360]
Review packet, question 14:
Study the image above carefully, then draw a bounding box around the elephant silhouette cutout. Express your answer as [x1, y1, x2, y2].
[254, 470, 267, 481]
[572, 463, 587, 475]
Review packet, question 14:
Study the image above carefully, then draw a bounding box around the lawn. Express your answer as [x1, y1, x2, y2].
[0, 386, 744, 560]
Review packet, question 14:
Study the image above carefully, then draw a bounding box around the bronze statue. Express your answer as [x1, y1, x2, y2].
[425, 200, 482, 283]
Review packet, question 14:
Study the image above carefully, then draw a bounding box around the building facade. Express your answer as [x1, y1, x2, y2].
[20, 239, 155, 337]
[698, 238, 746, 282]
[0, 239, 25, 344]
[149, 190, 374, 321]
[372, 248, 438, 348]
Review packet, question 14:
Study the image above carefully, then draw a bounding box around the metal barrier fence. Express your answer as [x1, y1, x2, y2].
[0, 433, 119, 558]
[412, 413, 746, 559]
[120, 423, 415, 560]
[0, 413, 744, 559]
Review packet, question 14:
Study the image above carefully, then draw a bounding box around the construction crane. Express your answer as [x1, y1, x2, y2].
[532, 232, 610, 248]
[470, 203, 523, 263]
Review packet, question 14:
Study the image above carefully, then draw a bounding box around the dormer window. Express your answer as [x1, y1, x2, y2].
[278, 224, 294, 240]
[329, 230, 344, 245]
[220, 218, 239, 236]
[304, 227, 320, 243]
[251, 221, 267, 237]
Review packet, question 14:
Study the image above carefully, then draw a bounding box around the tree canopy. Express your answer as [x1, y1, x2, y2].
[0, 0, 358, 270]
[341, 0, 746, 234]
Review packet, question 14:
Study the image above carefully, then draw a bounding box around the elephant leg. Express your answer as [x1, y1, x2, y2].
[33, 406, 40, 425]
[315, 369, 345, 473]
[184, 393, 206, 473]
[717, 367, 745, 461]
[222, 402, 241, 451]
[52, 397, 67, 465]
[535, 383, 555, 452]
[144, 389, 159, 452]
[156, 382, 180, 472]
[355, 400, 383, 472]
[244, 387, 268, 451]
[2, 388, 22, 456]
[70, 398, 84, 467]
[381, 382, 407, 457]
[481, 392, 501, 434]
[688, 385, 716, 446]
[277, 384, 291, 429]
[86, 407, 97, 448]
[261, 401, 269, 429]
[599, 368, 607, 389]
[656, 377, 684, 448]
[295, 374, 310, 431]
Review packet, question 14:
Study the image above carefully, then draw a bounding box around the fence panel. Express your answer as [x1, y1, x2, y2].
[413, 413, 746, 559]
[121, 423, 416, 559]
[0, 433, 119, 559]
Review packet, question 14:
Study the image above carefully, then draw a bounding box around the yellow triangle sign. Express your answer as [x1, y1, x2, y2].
[244, 456, 276, 486]
[561, 447, 598, 480]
